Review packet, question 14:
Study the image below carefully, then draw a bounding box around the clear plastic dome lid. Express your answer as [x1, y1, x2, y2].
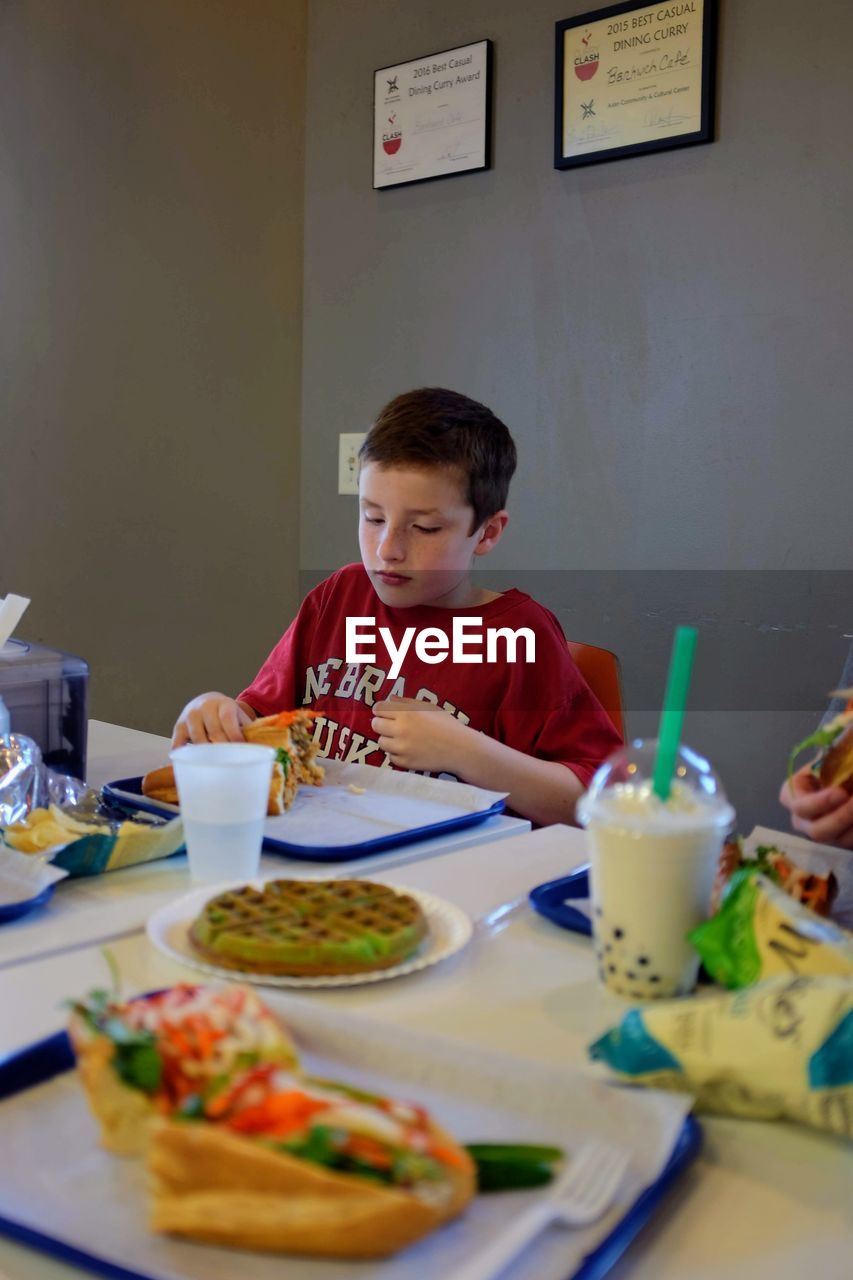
[577, 738, 735, 832]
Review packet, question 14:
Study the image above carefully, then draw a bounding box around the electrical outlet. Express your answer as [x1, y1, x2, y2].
[338, 433, 365, 494]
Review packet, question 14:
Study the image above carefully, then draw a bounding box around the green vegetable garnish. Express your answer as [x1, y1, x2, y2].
[747, 847, 784, 886]
[280, 1124, 339, 1167]
[466, 1143, 564, 1163]
[275, 748, 291, 776]
[268, 1124, 444, 1189]
[788, 723, 843, 788]
[68, 987, 163, 1096]
[465, 1143, 564, 1193]
[176, 1094, 205, 1119]
[112, 1038, 162, 1094]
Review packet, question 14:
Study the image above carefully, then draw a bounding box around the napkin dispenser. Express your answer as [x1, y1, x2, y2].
[0, 640, 88, 780]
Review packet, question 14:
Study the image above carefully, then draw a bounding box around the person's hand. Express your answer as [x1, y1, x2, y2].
[370, 697, 473, 775]
[779, 763, 853, 849]
[172, 693, 253, 747]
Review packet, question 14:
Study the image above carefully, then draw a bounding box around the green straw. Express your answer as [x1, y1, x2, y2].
[652, 626, 698, 802]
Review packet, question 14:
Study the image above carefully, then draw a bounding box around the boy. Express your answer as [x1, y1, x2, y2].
[172, 388, 622, 825]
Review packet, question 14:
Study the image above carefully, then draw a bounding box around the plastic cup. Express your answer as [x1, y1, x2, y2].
[170, 743, 275, 883]
[577, 739, 734, 999]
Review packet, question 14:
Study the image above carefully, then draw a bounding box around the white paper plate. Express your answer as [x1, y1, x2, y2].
[146, 879, 473, 988]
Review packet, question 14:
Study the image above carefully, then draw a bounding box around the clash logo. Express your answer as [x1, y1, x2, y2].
[574, 29, 599, 81]
[382, 112, 402, 155]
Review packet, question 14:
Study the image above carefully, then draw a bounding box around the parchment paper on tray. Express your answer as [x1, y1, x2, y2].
[272, 761, 507, 847]
[0, 997, 691, 1280]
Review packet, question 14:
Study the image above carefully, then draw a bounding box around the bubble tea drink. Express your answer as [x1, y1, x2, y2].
[577, 740, 734, 999]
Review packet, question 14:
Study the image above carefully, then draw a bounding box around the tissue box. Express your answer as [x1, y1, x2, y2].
[0, 640, 88, 780]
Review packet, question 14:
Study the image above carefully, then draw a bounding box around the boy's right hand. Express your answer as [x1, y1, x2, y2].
[171, 693, 253, 747]
[779, 763, 853, 849]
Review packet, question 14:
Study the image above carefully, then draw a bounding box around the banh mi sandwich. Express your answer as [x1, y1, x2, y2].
[143, 710, 324, 814]
[789, 689, 853, 794]
[711, 838, 838, 917]
[149, 1066, 476, 1257]
[68, 984, 299, 1156]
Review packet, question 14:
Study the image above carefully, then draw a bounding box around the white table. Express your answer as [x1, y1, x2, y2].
[0, 722, 530, 969]
[1, 826, 850, 1280]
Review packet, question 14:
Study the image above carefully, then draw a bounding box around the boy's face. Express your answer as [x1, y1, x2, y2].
[358, 462, 506, 608]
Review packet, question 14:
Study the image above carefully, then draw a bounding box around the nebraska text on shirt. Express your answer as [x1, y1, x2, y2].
[344, 616, 537, 679]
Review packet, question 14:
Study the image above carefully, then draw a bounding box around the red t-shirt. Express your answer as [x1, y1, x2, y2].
[239, 564, 622, 787]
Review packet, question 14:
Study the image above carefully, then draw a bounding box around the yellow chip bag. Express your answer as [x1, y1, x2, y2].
[2, 803, 185, 876]
[589, 976, 852, 1139]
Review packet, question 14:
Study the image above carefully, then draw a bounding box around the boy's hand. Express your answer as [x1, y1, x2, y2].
[371, 697, 472, 775]
[172, 693, 254, 747]
[779, 763, 853, 849]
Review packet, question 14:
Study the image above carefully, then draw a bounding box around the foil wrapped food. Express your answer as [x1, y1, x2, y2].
[0, 732, 88, 826]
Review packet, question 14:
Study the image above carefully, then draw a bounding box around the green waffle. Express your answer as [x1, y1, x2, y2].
[188, 879, 429, 976]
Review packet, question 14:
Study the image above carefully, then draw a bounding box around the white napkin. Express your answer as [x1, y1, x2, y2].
[0, 594, 30, 651]
[0, 845, 68, 904]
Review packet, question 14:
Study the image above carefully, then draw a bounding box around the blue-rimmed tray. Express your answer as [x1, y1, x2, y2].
[0, 1025, 701, 1280]
[529, 870, 715, 989]
[104, 761, 506, 863]
[529, 865, 592, 936]
[0, 883, 54, 925]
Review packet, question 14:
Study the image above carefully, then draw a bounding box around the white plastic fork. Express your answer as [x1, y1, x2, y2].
[458, 1140, 631, 1280]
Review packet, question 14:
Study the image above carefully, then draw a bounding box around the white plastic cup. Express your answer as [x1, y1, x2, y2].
[577, 739, 734, 1000]
[170, 743, 275, 883]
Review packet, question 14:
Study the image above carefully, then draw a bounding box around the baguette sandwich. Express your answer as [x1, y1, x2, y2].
[68, 984, 299, 1156]
[789, 689, 853, 795]
[149, 1067, 475, 1257]
[143, 710, 324, 814]
[711, 838, 838, 916]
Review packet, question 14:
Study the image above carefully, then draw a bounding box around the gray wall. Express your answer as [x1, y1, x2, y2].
[1, 0, 306, 735]
[300, 0, 853, 830]
[2, 0, 849, 829]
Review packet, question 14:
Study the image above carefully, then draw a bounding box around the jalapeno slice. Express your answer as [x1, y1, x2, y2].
[465, 1143, 564, 1192]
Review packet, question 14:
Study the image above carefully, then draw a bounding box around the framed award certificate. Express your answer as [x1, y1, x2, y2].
[555, 0, 717, 169]
[373, 40, 492, 190]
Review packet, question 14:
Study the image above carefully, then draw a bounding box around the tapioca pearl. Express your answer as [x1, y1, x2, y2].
[613, 927, 624, 940]
[649, 975, 661, 984]
[626, 971, 637, 980]
[607, 963, 617, 974]
[637, 955, 650, 966]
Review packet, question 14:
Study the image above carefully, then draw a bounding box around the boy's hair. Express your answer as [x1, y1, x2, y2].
[360, 387, 517, 531]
